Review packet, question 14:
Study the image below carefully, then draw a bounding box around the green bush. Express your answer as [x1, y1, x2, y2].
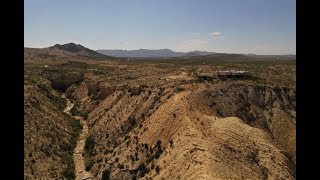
[84, 135, 96, 171]
[60, 143, 72, 152]
[85, 158, 95, 171]
[85, 135, 95, 154]
[101, 169, 110, 180]
[175, 87, 185, 92]
[70, 105, 81, 116]
[169, 140, 174, 148]
[60, 116, 82, 180]
[155, 165, 160, 174]
[62, 163, 75, 180]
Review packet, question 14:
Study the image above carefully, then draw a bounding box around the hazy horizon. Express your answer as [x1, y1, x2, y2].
[25, 0, 296, 55]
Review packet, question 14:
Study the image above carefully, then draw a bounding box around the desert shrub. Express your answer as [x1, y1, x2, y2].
[60, 143, 72, 152]
[83, 111, 89, 120]
[70, 118, 82, 136]
[154, 150, 162, 159]
[138, 163, 150, 177]
[62, 164, 75, 180]
[238, 93, 245, 100]
[130, 154, 135, 162]
[261, 167, 269, 179]
[172, 113, 176, 118]
[155, 165, 160, 174]
[175, 87, 185, 92]
[70, 105, 80, 116]
[85, 135, 95, 154]
[154, 140, 163, 159]
[156, 140, 161, 147]
[115, 157, 119, 162]
[118, 164, 124, 169]
[84, 135, 96, 171]
[149, 151, 157, 162]
[85, 158, 95, 171]
[129, 117, 137, 126]
[169, 140, 174, 148]
[144, 143, 149, 150]
[125, 135, 130, 140]
[248, 150, 259, 164]
[101, 169, 110, 180]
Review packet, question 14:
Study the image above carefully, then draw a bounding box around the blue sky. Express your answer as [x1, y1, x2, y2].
[24, 0, 296, 55]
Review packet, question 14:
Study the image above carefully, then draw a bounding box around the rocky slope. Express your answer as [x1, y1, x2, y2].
[24, 75, 82, 179]
[65, 80, 296, 179]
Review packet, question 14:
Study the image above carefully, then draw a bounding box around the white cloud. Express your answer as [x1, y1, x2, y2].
[209, 32, 222, 36]
[208, 32, 223, 40]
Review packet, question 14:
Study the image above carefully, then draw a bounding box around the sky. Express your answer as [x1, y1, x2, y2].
[24, 0, 296, 55]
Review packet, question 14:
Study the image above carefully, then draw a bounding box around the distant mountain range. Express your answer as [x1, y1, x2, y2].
[96, 49, 215, 58]
[24, 43, 295, 61]
[244, 54, 296, 59]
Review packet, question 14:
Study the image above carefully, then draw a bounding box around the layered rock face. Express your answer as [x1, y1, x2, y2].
[66, 81, 296, 179]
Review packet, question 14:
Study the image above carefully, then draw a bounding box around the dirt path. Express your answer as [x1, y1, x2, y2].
[62, 94, 95, 180]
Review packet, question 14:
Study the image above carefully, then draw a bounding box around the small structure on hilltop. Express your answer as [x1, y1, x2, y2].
[217, 70, 250, 79]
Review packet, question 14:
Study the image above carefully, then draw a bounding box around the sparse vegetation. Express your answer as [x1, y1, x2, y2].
[24, 45, 295, 179]
[62, 165, 75, 179]
[37, 83, 67, 111]
[59, 115, 82, 179]
[101, 169, 110, 180]
[175, 87, 185, 92]
[85, 158, 95, 171]
[155, 165, 160, 174]
[169, 140, 174, 148]
[84, 135, 95, 171]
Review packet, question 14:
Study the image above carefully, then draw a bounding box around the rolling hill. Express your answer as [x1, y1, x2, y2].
[24, 43, 113, 60]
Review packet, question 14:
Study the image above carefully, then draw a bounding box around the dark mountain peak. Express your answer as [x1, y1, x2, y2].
[52, 43, 87, 53]
[48, 43, 112, 59]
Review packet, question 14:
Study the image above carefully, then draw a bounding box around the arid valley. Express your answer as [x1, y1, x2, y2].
[24, 43, 296, 179]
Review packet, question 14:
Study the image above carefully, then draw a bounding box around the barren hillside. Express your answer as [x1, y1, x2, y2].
[24, 76, 82, 179]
